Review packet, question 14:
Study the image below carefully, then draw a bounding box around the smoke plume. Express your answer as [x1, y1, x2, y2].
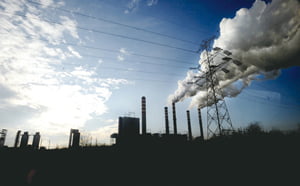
[168, 0, 300, 108]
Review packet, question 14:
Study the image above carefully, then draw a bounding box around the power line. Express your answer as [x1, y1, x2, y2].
[0, 11, 198, 54]
[25, 0, 200, 45]
[61, 62, 183, 77]
[87, 0, 210, 35]
[0, 29, 195, 66]
[76, 53, 189, 68]
[0, 46, 184, 78]
[26, 0, 200, 45]
[237, 92, 300, 110]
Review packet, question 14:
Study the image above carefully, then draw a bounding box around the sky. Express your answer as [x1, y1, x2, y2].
[0, 0, 299, 148]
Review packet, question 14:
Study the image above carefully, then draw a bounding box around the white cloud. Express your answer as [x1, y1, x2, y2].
[89, 123, 118, 145]
[124, 0, 140, 14]
[147, 0, 158, 6]
[105, 119, 117, 123]
[117, 55, 125, 61]
[98, 59, 104, 64]
[0, 0, 130, 143]
[117, 48, 130, 61]
[119, 47, 130, 55]
[67, 46, 82, 58]
[169, 0, 300, 108]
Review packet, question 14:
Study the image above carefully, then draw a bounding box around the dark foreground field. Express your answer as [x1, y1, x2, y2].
[1, 132, 299, 186]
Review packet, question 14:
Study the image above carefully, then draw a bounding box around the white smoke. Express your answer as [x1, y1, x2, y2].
[168, 0, 300, 108]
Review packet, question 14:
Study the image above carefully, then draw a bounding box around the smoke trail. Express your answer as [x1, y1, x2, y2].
[168, 0, 300, 108]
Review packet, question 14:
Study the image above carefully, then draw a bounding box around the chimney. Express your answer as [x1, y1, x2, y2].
[198, 108, 204, 140]
[186, 110, 192, 141]
[32, 132, 41, 149]
[0, 129, 7, 147]
[69, 129, 80, 148]
[68, 129, 73, 148]
[172, 102, 177, 135]
[164, 107, 170, 135]
[14, 130, 21, 148]
[141, 96, 146, 135]
[20, 131, 29, 148]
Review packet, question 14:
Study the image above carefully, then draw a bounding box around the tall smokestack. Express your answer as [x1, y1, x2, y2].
[172, 102, 177, 135]
[14, 130, 21, 148]
[198, 108, 204, 140]
[186, 110, 192, 141]
[164, 107, 170, 135]
[141, 96, 146, 135]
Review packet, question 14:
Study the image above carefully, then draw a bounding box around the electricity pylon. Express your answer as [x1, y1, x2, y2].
[191, 38, 235, 138]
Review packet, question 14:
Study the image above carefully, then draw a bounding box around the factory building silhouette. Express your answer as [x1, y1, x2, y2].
[0, 130, 43, 149]
[0, 129, 7, 147]
[69, 129, 80, 148]
[117, 117, 140, 144]
[1, 96, 205, 149]
[112, 96, 205, 145]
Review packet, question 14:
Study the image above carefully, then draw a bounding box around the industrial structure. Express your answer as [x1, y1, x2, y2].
[172, 102, 177, 135]
[198, 108, 204, 140]
[164, 107, 170, 135]
[20, 132, 29, 148]
[32, 132, 41, 149]
[14, 130, 21, 148]
[117, 116, 140, 144]
[112, 96, 210, 145]
[186, 110, 193, 141]
[141, 96, 147, 135]
[0, 129, 7, 147]
[190, 38, 234, 138]
[1, 95, 211, 149]
[12, 130, 41, 149]
[69, 129, 80, 148]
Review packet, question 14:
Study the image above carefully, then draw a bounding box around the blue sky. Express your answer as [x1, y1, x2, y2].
[0, 0, 299, 147]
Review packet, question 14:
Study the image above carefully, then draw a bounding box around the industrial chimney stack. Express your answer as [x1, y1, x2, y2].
[20, 132, 29, 148]
[172, 102, 177, 135]
[14, 130, 21, 148]
[186, 110, 192, 141]
[141, 96, 147, 135]
[164, 107, 170, 135]
[198, 108, 204, 140]
[32, 132, 41, 149]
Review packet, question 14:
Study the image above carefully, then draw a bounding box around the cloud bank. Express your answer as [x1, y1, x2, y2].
[168, 0, 300, 108]
[0, 0, 129, 142]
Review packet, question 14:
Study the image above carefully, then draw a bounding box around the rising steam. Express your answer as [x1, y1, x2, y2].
[168, 0, 300, 108]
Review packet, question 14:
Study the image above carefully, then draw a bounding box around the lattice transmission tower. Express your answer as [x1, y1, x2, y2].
[191, 38, 236, 138]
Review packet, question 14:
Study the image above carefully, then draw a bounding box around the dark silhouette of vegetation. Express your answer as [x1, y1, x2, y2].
[0, 124, 299, 186]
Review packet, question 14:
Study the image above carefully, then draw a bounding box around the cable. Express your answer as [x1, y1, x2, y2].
[60, 62, 183, 77]
[0, 48, 184, 77]
[76, 53, 189, 68]
[0, 28, 195, 65]
[240, 91, 300, 110]
[26, 0, 200, 45]
[0, 11, 198, 53]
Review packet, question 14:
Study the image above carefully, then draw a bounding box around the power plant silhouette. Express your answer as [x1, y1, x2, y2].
[110, 96, 204, 145]
[0, 96, 299, 186]
[0, 96, 205, 149]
